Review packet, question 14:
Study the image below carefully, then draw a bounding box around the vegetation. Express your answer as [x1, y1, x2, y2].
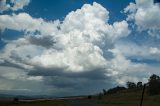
[107, 86, 126, 94]
[105, 74, 160, 96]
[92, 74, 160, 106]
[0, 99, 68, 106]
[126, 81, 136, 89]
[103, 89, 107, 95]
[95, 89, 160, 106]
[147, 74, 160, 95]
[137, 82, 143, 89]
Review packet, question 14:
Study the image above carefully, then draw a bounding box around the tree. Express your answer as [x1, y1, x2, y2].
[126, 82, 136, 89]
[137, 82, 143, 89]
[107, 86, 126, 94]
[103, 89, 107, 95]
[87, 95, 92, 99]
[148, 74, 160, 95]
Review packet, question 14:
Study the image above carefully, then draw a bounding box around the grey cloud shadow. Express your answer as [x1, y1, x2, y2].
[27, 36, 56, 48]
[0, 60, 26, 70]
[28, 67, 108, 80]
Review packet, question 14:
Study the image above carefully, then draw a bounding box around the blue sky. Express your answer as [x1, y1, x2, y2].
[25, 0, 134, 21]
[0, 0, 160, 96]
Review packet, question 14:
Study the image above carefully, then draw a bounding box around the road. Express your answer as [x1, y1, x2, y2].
[66, 100, 107, 106]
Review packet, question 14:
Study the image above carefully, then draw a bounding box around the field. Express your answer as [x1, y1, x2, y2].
[0, 99, 68, 106]
[0, 90, 160, 106]
[93, 89, 160, 106]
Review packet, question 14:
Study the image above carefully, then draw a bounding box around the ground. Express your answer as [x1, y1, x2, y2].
[0, 89, 160, 106]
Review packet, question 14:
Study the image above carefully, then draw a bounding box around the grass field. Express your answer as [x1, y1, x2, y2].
[93, 89, 160, 106]
[0, 99, 68, 106]
[0, 89, 160, 106]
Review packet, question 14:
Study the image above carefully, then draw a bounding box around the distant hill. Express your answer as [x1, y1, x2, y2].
[0, 94, 54, 100]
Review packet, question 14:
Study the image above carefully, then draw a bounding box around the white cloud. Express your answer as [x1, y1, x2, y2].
[124, 0, 160, 36]
[11, 0, 30, 11]
[112, 41, 160, 61]
[31, 43, 107, 72]
[0, 66, 42, 90]
[115, 76, 148, 85]
[149, 47, 160, 55]
[0, 0, 30, 13]
[115, 61, 160, 86]
[0, 2, 130, 74]
[107, 48, 160, 86]
[113, 42, 149, 57]
[0, 13, 60, 35]
[124, 2, 137, 21]
[0, 0, 10, 13]
[108, 47, 147, 75]
[0, 38, 45, 69]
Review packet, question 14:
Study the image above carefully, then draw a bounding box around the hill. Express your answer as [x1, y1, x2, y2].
[89, 89, 160, 106]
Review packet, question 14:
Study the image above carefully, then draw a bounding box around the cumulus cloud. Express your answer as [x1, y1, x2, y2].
[0, 13, 60, 35]
[0, 0, 30, 13]
[2, 2, 150, 95]
[1, 0, 158, 96]
[10, 0, 30, 11]
[112, 41, 160, 62]
[0, 2, 130, 73]
[0, 0, 10, 13]
[27, 35, 56, 48]
[149, 47, 160, 56]
[124, 0, 160, 37]
[0, 66, 46, 95]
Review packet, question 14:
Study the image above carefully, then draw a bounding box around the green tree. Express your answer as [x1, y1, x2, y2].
[107, 86, 126, 94]
[148, 74, 160, 95]
[126, 81, 136, 89]
[103, 89, 107, 95]
[137, 82, 143, 89]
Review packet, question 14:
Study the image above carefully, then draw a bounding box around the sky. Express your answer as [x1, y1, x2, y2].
[0, 0, 160, 96]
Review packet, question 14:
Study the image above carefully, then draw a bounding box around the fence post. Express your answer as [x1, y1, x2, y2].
[140, 84, 146, 106]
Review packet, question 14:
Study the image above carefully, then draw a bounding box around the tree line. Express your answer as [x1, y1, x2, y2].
[106, 74, 160, 96]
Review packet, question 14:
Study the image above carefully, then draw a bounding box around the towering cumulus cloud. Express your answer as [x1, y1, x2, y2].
[2, 2, 152, 96]
[0, 2, 130, 73]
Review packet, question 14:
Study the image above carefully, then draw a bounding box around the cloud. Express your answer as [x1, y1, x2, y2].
[28, 67, 108, 80]
[0, 0, 10, 13]
[0, 66, 47, 95]
[30, 43, 108, 72]
[27, 35, 56, 48]
[0, 13, 60, 35]
[0, 2, 130, 73]
[124, 0, 160, 37]
[0, 0, 30, 13]
[112, 41, 160, 61]
[10, 0, 30, 11]
[149, 47, 160, 55]
[1, 2, 151, 96]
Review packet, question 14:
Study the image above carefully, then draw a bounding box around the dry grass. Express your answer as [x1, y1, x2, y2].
[0, 99, 68, 106]
[1, 90, 160, 106]
[94, 89, 160, 106]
